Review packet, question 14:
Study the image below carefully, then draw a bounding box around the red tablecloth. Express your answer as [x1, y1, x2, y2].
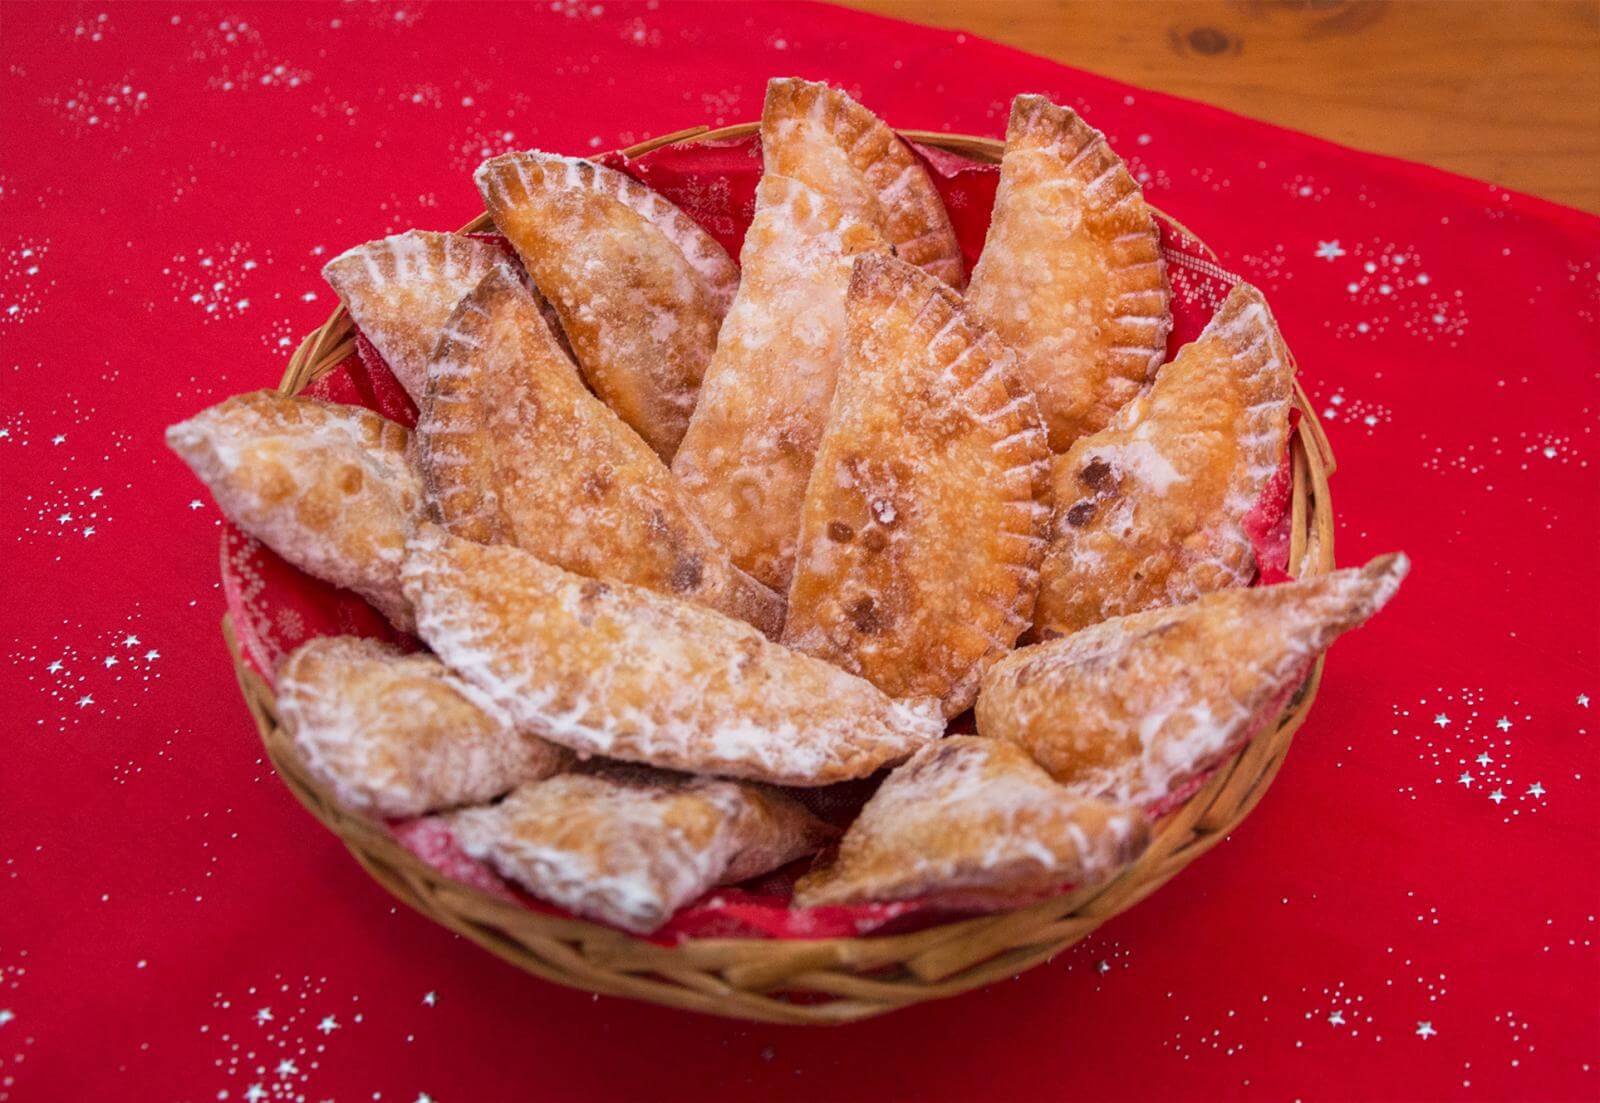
[4, 3, 1597, 1100]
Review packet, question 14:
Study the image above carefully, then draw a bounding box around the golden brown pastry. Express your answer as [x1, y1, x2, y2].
[322, 230, 531, 406]
[277, 636, 567, 817]
[978, 554, 1410, 805]
[442, 765, 835, 934]
[1031, 282, 1294, 639]
[475, 150, 739, 460]
[401, 526, 943, 786]
[762, 77, 963, 288]
[781, 253, 1051, 716]
[415, 264, 784, 638]
[671, 173, 889, 590]
[966, 94, 1172, 452]
[794, 737, 1149, 909]
[165, 390, 422, 630]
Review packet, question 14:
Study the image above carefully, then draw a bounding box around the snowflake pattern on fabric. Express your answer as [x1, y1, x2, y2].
[2, 3, 1597, 1101]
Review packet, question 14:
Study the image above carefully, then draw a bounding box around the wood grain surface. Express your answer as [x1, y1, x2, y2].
[841, 0, 1600, 213]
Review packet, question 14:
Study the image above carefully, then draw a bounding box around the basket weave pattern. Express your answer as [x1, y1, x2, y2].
[222, 126, 1338, 1024]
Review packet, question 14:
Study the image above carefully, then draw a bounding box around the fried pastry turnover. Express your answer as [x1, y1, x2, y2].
[782, 253, 1051, 716]
[966, 94, 1172, 452]
[762, 77, 963, 288]
[321, 230, 537, 407]
[671, 173, 889, 590]
[415, 264, 784, 638]
[475, 150, 739, 460]
[978, 553, 1410, 806]
[277, 636, 567, 817]
[442, 766, 834, 934]
[794, 737, 1149, 909]
[166, 390, 422, 630]
[401, 526, 944, 786]
[1031, 282, 1294, 639]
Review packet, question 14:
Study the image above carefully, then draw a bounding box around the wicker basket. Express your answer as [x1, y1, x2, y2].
[221, 124, 1338, 1024]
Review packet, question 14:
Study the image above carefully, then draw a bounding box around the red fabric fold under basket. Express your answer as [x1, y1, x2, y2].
[228, 135, 1295, 943]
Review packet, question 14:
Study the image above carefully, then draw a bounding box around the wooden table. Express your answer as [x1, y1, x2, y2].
[842, 0, 1600, 214]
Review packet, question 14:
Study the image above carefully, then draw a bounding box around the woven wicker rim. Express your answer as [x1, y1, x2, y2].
[221, 124, 1338, 1024]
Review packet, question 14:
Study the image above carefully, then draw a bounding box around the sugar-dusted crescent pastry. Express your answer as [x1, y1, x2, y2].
[441, 765, 835, 934]
[475, 151, 739, 460]
[781, 254, 1051, 716]
[1031, 283, 1294, 639]
[277, 636, 567, 817]
[967, 94, 1172, 452]
[416, 264, 784, 638]
[794, 737, 1149, 909]
[321, 230, 539, 406]
[978, 554, 1410, 805]
[762, 77, 963, 288]
[672, 174, 889, 590]
[165, 391, 422, 630]
[402, 527, 943, 786]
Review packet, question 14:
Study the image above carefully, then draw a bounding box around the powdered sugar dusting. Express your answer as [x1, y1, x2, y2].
[165, 392, 422, 631]
[796, 737, 1150, 907]
[277, 635, 565, 817]
[401, 527, 941, 786]
[761, 77, 962, 287]
[967, 94, 1171, 451]
[1033, 282, 1294, 637]
[322, 230, 519, 405]
[980, 555, 1409, 805]
[437, 767, 830, 933]
[475, 149, 739, 458]
[672, 173, 888, 589]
